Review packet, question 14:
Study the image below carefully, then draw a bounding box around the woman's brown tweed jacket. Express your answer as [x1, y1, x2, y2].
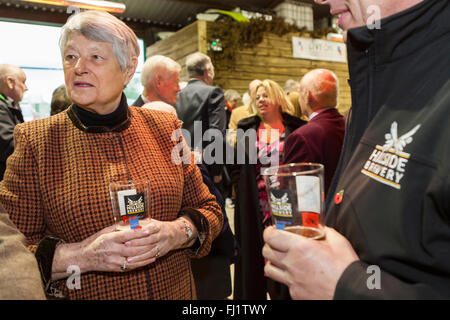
[0, 104, 223, 299]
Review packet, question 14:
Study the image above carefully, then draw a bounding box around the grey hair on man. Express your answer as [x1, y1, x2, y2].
[185, 52, 212, 78]
[141, 55, 181, 88]
[224, 89, 241, 103]
[59, 10, 139, 72]
[284, 79, 300, 94]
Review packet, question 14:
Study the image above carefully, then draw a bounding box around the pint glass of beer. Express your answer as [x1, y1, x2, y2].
[262, 163, 325, 239]
[109, 180, 151, 231]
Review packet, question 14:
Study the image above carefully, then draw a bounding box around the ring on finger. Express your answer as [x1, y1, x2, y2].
[155, 246, 160, 258]
[121, 260, 128, 271]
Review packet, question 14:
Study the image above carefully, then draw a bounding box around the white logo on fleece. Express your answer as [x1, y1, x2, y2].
[361, 122, 421, 190]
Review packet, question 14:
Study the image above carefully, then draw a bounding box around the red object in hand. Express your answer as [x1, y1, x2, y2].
[302, 212, 319, 228]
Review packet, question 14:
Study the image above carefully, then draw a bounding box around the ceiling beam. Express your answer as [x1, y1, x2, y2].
[267, 0, 285, 9]
[0, 3, 177, 41]
[163, 0, 235, 10]
[0, 5, 69, 25]
[163, 0, 275, 14]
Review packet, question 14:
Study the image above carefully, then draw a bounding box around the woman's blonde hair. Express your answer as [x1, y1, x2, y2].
[255, 79, 294, 117]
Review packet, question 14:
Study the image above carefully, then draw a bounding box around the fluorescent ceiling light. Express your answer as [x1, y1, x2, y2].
[21, 0, 126, 13]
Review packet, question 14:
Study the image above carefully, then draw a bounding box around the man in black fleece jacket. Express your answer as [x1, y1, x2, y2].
[262, 0, 450, 299]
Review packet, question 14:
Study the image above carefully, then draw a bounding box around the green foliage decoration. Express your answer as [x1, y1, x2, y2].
[207, 16, 337, 70]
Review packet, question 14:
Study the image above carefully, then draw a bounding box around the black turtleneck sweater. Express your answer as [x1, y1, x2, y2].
[72, 94, 128, 129]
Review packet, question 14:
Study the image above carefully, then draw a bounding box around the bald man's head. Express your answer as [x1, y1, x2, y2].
[0, 64, 27, 103]
[299, 69, 338, 116]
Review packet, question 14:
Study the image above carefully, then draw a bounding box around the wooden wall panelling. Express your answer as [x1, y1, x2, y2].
[147, 21, 201, 80]
[146, 20, 351, 114]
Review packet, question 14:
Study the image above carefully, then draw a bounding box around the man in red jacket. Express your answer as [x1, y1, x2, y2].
[283, 69, 345, 195]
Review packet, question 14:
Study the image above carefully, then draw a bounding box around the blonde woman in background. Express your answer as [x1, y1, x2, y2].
[230, 79, 306, 300]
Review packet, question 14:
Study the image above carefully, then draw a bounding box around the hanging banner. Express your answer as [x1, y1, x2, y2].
[292, 37, 347, 63]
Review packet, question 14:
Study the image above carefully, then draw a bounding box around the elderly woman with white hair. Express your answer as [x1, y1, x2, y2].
[0, 11, 222, 300]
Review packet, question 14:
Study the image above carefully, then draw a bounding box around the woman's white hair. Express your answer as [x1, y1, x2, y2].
[59, 10, 139, 72]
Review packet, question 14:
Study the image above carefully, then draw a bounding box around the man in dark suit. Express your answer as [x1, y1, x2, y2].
[0, 64, 27, 180]
[283, 69, 345, 195]
[131, 94, 145, 107]
[142, 54, 238, 299]
[174, 52, 226, 187]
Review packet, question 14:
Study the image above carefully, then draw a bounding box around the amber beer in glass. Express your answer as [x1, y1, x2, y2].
[109, 180, 151, 231]
[263, 163, 325, 239]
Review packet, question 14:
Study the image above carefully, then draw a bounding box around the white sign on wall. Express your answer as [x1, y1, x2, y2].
[292, 37, 347, 63]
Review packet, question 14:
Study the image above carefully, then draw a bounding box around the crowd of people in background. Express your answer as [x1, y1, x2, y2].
[0, 0, 449, 301]
[0, 39, 344, 300]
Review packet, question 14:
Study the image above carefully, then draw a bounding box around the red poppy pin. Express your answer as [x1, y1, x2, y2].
[334, 189, 344, 205]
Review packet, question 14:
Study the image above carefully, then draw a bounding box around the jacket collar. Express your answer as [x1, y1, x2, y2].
[0, 92, 14, 107]
[347, 0, 447, 66]
[236, 114, 260, 129]
[0, 93, 8, 103]
[0, 92, 22, 117]
[67, 93, 132, 133]
[238, 112, 306, 131]
[309, 107, 341, 121]
[187, 78, 204, 85]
